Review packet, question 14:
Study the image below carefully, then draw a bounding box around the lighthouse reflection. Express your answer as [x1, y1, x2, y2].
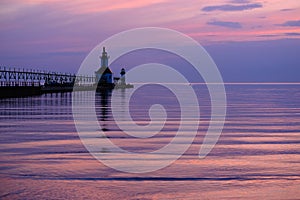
[95, 89, 113, 132]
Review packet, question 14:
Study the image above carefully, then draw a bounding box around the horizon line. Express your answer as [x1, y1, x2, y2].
[131, 82, 300, 85]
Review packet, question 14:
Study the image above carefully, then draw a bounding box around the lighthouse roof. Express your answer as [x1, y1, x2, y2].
[95, 66, 112, 75]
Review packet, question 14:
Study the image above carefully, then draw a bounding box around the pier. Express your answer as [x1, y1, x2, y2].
[0, 66, 96, 98]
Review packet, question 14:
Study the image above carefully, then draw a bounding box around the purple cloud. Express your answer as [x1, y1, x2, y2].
[230, 0, 251, 4]
[202, 3, 262, 12]
[280, 8, 295, 12]
[285, 32, 300, 36]
[207, 20, 242, 29]
[279, 20, 300, 27]
[256, 34, 279, 38]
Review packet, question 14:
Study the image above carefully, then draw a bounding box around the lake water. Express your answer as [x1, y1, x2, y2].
[0, 84, 299, 199]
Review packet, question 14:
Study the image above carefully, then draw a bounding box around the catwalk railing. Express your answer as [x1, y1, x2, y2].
[0, 66, 95, 87]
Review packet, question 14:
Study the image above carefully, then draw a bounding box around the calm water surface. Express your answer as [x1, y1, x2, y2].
[0, 84, 299, 199]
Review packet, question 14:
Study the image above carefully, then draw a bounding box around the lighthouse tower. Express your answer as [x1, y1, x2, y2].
[101, 47, 109, 68]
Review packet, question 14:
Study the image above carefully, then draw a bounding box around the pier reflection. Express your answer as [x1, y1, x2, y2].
[0, 92, 73, 120]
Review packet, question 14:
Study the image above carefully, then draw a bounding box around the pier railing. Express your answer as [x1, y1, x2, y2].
[0, 66, 95, 87]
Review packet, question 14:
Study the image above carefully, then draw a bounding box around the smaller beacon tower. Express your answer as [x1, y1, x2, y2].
[120, 68, 126, 85]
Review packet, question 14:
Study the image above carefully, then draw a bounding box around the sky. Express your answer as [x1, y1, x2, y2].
[0, 0, 300, 82]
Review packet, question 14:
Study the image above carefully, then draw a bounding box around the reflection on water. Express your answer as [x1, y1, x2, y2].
[0, 84, 300, 199]
[96, 89, 112, 132]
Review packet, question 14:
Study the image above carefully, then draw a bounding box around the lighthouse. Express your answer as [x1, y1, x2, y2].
[94, 47, 133, 89]
[120, 68, 126, 85]
[95, 47, 113, 87]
